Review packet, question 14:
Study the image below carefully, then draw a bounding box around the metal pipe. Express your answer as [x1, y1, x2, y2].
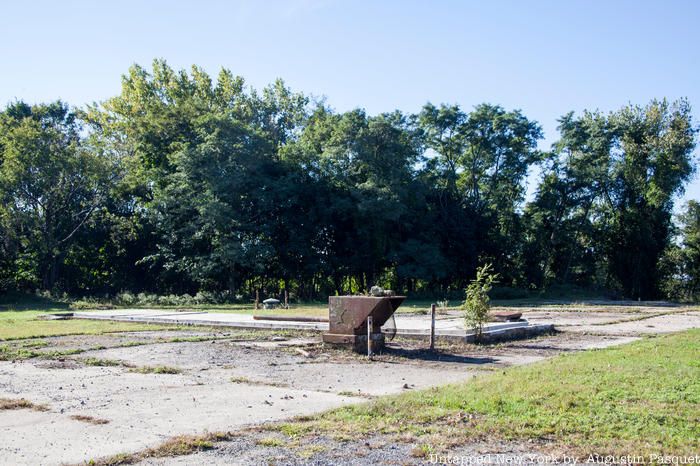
[430, 303, 436, 350]
[367, 315, 373, 356]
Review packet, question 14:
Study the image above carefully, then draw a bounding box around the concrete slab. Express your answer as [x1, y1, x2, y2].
[0, 362, 353, 465]
[522, 311, 634, 327]
[73, 309, 328, 331]
[82, 340, 482, 396]
[563, 311, 700, 335]
[0, 337, 482, 465]
[73, 309, 551, 342]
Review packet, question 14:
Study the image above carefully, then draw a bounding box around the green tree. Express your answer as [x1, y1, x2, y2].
[523, 111, 613, 288]
[662, 201, 700, 301]
[286, 107, 424, 293]
[418, 103, 542, 287]
[0, 101, 110, 290]
[526, 99, 696, 299]
[89, 60, 318, 295]
[604, 100, 696, 298]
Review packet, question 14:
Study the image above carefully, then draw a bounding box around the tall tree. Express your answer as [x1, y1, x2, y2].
[527, 99, 696, 298]
[664, 201, 700, 301]
[604, 100, 695, 298]
[0, 101, 110, 290]
[418, 103, 542, 286]
[523, 111, 613, 288]
[89, 60, 316, 294]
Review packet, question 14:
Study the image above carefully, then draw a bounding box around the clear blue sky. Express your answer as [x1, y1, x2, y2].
[2, 0, 699, 204]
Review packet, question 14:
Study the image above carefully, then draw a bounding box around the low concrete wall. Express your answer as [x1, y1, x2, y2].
[394, 322, 555, 343]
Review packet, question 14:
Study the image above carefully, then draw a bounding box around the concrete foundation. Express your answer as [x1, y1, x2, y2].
[72, 309, 554, 345]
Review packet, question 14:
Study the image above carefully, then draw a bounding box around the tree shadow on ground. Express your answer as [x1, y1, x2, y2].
[0, 292, 70, 312]
[381, 346, 497, 365]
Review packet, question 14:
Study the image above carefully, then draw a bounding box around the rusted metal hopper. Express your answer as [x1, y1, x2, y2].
[322, 296, 406, 352]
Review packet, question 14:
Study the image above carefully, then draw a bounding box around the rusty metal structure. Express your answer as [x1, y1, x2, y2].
[322, 296, 406, 352]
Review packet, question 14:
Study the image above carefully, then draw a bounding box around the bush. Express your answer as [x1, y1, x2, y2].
[115, 291, 136, 306]
[66, 290, 242, 309]
[463, 263, 498, 340]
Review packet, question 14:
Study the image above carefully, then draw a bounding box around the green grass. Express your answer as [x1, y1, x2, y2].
[88, 432, 235, 465]
[256, 437, 285, 447]
[129, 365, 182, 374]
[0, 344, 84, 361]
[0, 293, 190, 340]
[0, 310, 182, 340]
[82, 357, 129, 367]
[277, 330, 700, 456]
[0, 292, 187, 340]
[76, 298, 695, 315]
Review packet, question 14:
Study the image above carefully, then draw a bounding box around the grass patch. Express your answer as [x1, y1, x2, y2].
[230, 376, 288, 388]
[87, 432, 235, 465]
[18, 339, 49, 348]
[276, 329, 700, 456]
[70, 414, 110, 425]
[297, 444, 326, 458]
[256, 437, 285, 447]
[0, 344, 84, 361]
[130, 365, 182, 374]
[0, 397, 49, 411]
[82, 357, 131, 368]
[0, 344, 42, 360]
[0, 293, 190, 340]
[0, 310, 183, 340]
[337, 390, 373, 398]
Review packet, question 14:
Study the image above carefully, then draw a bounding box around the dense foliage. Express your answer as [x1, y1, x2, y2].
[0, 61, 697, 300]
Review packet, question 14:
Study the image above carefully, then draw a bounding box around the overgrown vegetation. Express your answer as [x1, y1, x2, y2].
[274, 330, 700, 456]
[0, 61, 696, 301]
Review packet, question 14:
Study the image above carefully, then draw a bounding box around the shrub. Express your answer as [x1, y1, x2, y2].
[115, 291, 136, 306]
[462, 263, 498, 340]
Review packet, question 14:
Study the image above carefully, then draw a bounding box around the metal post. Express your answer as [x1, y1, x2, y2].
[430, 303, 436, 350]
[367, 315, 373, 357]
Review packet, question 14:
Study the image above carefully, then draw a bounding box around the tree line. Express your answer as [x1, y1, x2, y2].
[1, 60, 698, 302]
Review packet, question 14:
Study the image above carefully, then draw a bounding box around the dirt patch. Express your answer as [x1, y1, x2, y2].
[70, 414, 110, 425]
[0, 397, 48, 411]
[33, 359, 83, 370]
